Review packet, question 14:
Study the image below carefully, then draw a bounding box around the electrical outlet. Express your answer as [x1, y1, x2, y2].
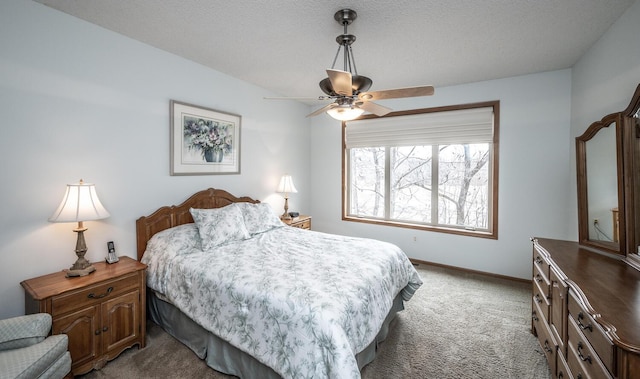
[593, 218, 599, 225]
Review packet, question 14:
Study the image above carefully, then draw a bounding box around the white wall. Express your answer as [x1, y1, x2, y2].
[0, 0, 311, 319]
[568, 0, 640, 237]
[310, 69, 573, 280]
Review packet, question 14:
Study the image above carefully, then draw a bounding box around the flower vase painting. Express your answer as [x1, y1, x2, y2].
[183, 117, 232, 163]
[170, 101, 241, 175]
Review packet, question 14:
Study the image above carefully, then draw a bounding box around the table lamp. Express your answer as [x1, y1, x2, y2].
[276, 174, 297, 220]
[49, 179, 110, 277]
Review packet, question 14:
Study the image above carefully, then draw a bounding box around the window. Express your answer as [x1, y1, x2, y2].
[343, 101, 499, 238]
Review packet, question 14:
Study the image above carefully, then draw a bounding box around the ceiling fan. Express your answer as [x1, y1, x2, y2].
[268, 9, 435, 121]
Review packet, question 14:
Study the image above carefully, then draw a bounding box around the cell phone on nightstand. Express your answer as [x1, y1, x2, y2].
[106, 241, 119, 264]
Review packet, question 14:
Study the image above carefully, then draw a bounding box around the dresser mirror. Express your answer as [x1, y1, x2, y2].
[576, 83, 640, 267]
[576, 114, 623, 254]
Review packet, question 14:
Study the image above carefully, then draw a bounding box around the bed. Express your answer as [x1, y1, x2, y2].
[136, 188, 423, 379]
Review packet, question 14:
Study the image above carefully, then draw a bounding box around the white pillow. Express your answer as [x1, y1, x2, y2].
[189, 206, 250, 250]
[234, 202, 284, 235]
[141, 223, 201, 270]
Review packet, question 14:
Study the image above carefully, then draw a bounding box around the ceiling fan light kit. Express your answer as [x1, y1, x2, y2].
[327, 104, 365, 121]
[269, 9, 435, 121]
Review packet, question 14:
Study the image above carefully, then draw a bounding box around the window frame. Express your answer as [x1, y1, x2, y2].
[342, 101, 500, 239]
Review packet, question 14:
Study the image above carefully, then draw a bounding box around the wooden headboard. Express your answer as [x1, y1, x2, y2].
[136, 188, 259, 260]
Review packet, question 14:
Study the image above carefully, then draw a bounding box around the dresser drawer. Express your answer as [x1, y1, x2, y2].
[533, 262, 551, 298]
[52, 273, 140, 316]
[533, 299, 557, 376]
[533, 246, 550, 282]
[568, 316, 613, 379]
[567, 292, 614, 374]
[291, 218, 311, 229]
[533, 277, 551, 323]
[557, 351, 573, 379]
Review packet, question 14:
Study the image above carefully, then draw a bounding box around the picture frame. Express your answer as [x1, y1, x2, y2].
[170, 100, 241, 175]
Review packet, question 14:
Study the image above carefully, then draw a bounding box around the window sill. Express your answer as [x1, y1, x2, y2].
[343, 215, 497, 239]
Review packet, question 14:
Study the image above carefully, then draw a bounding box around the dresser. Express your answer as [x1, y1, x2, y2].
[531, 238, 640, 379]
[21, 257, 147, 376]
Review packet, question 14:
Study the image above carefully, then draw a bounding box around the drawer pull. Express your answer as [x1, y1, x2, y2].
[531, 311, 538, 322]
[535, 274, 543, 283]
[577, 374, 582, 379]
[577, 342, 592, 364]
[543, 340, 553, 353]
[534, 294, 543, 304]
[577, 312, 593, 332]
[535, 256, 543, 265]
[88, 286, 113, 299]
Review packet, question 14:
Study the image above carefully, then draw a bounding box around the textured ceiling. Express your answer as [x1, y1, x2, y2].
[35, 0, 635, 104]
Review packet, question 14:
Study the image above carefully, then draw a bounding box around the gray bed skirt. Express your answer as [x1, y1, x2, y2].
[147, 290, 405, 378]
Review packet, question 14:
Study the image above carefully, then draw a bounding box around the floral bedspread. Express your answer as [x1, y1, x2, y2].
[142, 225, 422, 379]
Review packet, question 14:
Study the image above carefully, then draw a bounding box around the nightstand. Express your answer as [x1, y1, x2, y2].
[21, 256, 147, 376]
[283, 215, 312, 230]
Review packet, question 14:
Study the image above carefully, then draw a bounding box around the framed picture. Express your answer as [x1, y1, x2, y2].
[170, 100, 241, 175]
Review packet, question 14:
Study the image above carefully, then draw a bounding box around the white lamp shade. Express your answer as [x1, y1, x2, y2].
[327, 105, 364, 121]
[49, 181, 110, 222]
[276, 175, 298, 194]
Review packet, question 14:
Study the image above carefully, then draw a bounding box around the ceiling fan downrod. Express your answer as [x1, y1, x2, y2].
[334, 9, 357, 74]
[320, 9, 372, 97]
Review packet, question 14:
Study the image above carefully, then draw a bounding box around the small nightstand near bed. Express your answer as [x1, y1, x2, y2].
[282, 214, 311, 230]
[20, 256, 147, 376]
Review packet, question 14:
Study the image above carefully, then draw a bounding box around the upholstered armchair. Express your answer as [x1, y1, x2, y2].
[0, 313, 71, 379]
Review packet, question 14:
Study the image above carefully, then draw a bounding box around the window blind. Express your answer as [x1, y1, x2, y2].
[345, 106, 494, 149]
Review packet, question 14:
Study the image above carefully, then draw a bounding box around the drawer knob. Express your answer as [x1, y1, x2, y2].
[531, 311, 538, 322]
[95, 329, 101, 335]
[534, 294, 543, 304]
[102, 326, 108, 332]
[535, 257, 543, 264]
[577, 342, 592, 364]
[577, 312, 593, 332]
[535, 274, 543, 283]
[543, 340, 553, 353]
[88, 286, 114, 299]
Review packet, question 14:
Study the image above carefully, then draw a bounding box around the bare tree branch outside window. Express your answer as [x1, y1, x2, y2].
[344, 101, 498, 238]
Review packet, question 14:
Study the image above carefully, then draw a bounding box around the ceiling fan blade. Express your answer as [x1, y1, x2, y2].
[356, 101, 393, 116]
[327, 69, 353, 96]
[306, 103, 337, 118]
[264, 96, 332, 101]
[358, 85, 435, 101]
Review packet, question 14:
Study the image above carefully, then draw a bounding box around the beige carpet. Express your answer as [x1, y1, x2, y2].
[79, 264, 551, 379]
